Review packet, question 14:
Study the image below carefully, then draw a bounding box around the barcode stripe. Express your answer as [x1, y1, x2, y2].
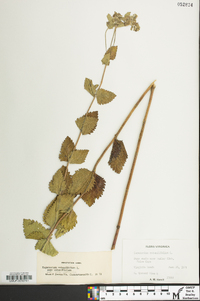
[6, 274, 32, 282]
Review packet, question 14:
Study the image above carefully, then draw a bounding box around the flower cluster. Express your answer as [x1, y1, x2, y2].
[106, 12, 140, 31]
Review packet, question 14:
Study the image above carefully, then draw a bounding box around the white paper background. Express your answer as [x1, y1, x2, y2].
[0, 0, 199, 284]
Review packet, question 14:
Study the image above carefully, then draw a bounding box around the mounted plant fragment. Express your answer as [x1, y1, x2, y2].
[108, 139, 128, 174]
[23, 12, 155, 256]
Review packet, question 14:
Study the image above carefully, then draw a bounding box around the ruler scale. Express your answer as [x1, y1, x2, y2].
[87, 285, 199, 300]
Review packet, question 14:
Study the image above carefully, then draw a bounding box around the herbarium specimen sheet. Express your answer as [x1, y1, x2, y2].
[0, 0, 199, 284]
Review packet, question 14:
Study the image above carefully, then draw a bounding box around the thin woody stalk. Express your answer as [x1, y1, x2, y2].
[111, 84, 156, 250]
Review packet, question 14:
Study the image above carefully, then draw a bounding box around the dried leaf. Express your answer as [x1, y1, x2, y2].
[59, 136, 74, 162]
[106, 46, 118, 60]
[84, 78, 98, 97]
[49, 166, 72, 195]
[102, 46, 118, 65]
[69, 149, 89, 164]
[59, 166, 72, 194]
[56, 194, 74, 213]
[35, 239, 58, 257]
[107, 14, 112, 22]
[59, 137, 88, 164]
[49, 167, 67, 195]
[108, 139, 128, 173]
[96, 89, 116, 105]
[55, 210, 77, 238]
[68, 169, 95, 195]
[75, 111, 98, 135]
[82, 173, 106, 207]
[43, 194, 74, 228]
[23, 219, 50, 240]
[101, 53, 110, 66]
[43, 197, 58, 227]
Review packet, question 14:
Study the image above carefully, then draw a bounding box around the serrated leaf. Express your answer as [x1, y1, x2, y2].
[43, 194, 74, 228]
[84, 78, 98, 97]
[35, 239, 58, 257]
[43, 197, 58, 227]
[59, 137, 88, 164]
[68, 149, 89, 164]
[59, 136, 75, 162]
[96, 89, 116, 105]
[23, 219, 50, 240]
[101, 46, 118, 66]
[82, 173, 106, 207]
[55, 210, 77, 238]
[106, 46, 118, 60]
[68, 169, 95, 195]
[59, 166, 72, 193]
[49, 167, 67, 195]
[75, 111, 98, 135]
[108, 139, 128, 173]
[101, 53, 110, 66]
[56, 194, 74, 213]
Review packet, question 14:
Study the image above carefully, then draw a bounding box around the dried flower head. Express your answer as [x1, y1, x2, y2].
[106, 12, 140, 31]
[107, 12, 124, 29]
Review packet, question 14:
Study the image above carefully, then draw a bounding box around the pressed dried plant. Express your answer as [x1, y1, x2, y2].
[23, 12, 156, 256]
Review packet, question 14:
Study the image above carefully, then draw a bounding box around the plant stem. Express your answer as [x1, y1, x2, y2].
[93, 80, 156, 172]
[45, 27, 119, 242]
[46, 210, 69, 242]
[46, 176, 94, 241]
[64, 27, 117, 179]
[111, 83, 156, 250]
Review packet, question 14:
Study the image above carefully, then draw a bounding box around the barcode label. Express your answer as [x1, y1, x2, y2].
[2, 272, 36, 284]
[6, 273, 32, 282]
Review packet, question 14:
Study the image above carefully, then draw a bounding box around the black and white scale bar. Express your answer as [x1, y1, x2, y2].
[104, 287, 129, 292]
[102, 286, 169, 294]
[147, 286, 155, 292]
[99, 285, 200, 300]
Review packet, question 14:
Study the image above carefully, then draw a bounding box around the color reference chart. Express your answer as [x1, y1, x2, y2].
[87, 285, 200, 300]
[88, 286, 100, 300]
